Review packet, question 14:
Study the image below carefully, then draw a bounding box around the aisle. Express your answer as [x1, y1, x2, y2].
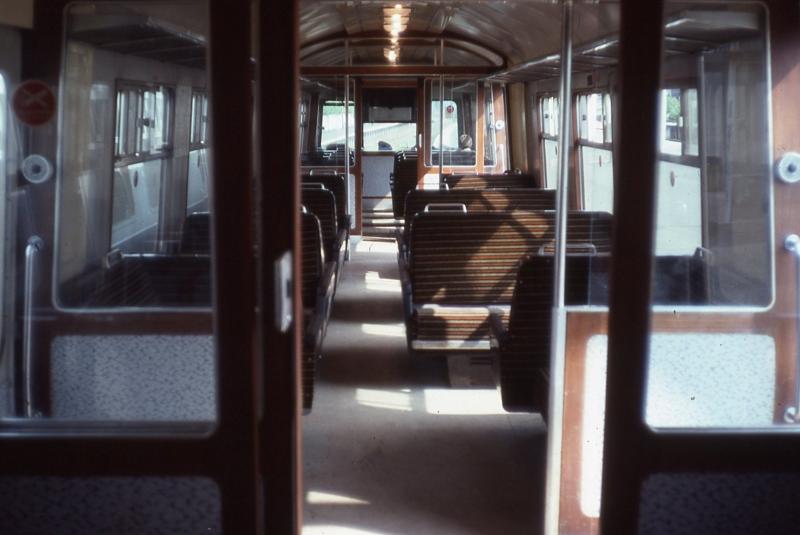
[303, 239, 546, 535]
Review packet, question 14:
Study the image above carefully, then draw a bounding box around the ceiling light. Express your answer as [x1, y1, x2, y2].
[390, 28, 400, 36]
[395, 3, 402, 9]
[392, 13, 401, 22]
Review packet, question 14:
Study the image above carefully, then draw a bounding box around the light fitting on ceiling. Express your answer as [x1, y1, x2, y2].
[383, 5, 410, 35]
[383, 4, 409, 63]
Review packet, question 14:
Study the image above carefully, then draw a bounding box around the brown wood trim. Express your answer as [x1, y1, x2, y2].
[476, 84, 485, 173]
[492, 83, 509, 170]
[360, 78, 418, 88]
[301, 65, 495, 77]
[560, 306, 796, 534]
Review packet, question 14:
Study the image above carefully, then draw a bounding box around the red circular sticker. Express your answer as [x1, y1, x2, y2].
[12, 80, 56, 127]
[446, 104, 455, 114]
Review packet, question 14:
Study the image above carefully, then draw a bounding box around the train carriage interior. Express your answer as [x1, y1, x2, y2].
[0, 0, 798, 533]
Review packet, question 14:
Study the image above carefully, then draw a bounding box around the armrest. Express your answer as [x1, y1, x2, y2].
[398, 260, 414, 321]
[339, 214, 353, 231]
[395, 227, 406, 255]
[488, 309, 509, 349]
[320, 260, 336, 304]
[303, 308, 325, 351]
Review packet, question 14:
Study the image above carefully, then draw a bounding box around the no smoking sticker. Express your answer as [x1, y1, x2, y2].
[13, 80, 56, 127]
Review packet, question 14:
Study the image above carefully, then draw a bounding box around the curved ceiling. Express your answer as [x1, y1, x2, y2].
[299, 0, 621, 68]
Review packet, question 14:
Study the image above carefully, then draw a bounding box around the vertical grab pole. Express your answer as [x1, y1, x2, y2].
[344, 75, 351, 259]
[23, 236, 44, 418]
[439, 74, 445, 180]
[544, 1, 573, 533]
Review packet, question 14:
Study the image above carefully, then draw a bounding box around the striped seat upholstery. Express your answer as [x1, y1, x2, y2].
[442, 173, 536, 190]
[400, 188, 557, 255]
[302, 188, 340, 263]
[301, 211, 327, 411]
[406, 210, 612, 353]
[390, 151, 418, 219]
[404, 189, 555, 220]
[302, 174, 349, 230]
[498, 255, 610, 413]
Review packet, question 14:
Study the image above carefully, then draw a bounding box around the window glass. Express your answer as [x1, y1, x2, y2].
[320, 100, 355, 151]
[428, 78, 477, 166]
[188, 91, 210, 215]
[580, 146, 614, 213]
[660, 88, 683, 156]
[684, 88, 699, 156]
[484, 84, 497, 167]
[111, 83, 173, 252]
[540, 95, 561, 187]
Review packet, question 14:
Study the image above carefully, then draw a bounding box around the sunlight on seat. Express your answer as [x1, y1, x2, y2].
[423, 388, 507, 416]
[304, 526, 391, 535]
[306, 490, 370, 506]
[356, 388, 412, 412]
[360, 323, 405, 338]
[364, 271, 401, 293]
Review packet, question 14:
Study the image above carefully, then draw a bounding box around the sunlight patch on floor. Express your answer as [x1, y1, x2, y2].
[354, 239, 397, 254]
[306, 491, 370, 506]
[423, 388, 508, 416]
[364, 271, 401, 293]
[355, 388, 412, 412]
[304, 526, 393, 535]
[360, 323, 405, 338]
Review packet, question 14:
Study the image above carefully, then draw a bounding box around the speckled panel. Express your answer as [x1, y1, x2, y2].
[0, 477, 221, 534]
[586, 333, 775, 429]
[581, 334, 776, 518]
[51, 335, 215, 421]
[639, 473, 800, 535]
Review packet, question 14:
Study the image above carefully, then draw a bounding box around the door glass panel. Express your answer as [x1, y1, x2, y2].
[0, 1, 216, 431]
[645, 2, 777, 433]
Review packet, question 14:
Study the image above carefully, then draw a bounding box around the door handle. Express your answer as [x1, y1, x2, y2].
[784, 234, 800, 422]
[23, 236, 44, 418]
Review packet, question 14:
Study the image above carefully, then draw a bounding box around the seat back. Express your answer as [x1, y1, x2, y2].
[407, 210, 612, 306]
[390, 151, 419, 218]
[442, 173, 536, 190]
[302, 188, 339, 259]
[180, 212, 210, 254]
[302, 174, 347, 228]
[500, 255, 610, 411]
[301, 211, 325, 308]
[404, 188, 556, 222]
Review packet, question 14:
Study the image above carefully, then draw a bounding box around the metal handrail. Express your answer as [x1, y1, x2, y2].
[784, 234, 800, 423]
[423, 203, 467, 213]
[23, 236, 43, 418]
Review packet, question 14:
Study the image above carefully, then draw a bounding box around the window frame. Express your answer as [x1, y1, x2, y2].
[189, 89, 209, 151]
[112, 80, 175, 167]
[658, 85, 701, 167]
[538, 93, 560, 188]
[424, 77, 479, 168]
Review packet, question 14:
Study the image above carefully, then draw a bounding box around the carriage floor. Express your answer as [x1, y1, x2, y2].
[303, 238, 547, 535]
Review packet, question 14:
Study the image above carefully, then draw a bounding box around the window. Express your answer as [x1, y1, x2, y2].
[319, 100, 355, 150]
[114, 83, 173, 162]
[190, 90, 208, 149]
[112, 82, 174, 251]
[361, 88, 417, 152]
[539, 95, 559, 188]
[659, 88, 699, 158]
[483, 83, 508, 169]
[577, 92, 614, 213]
[188, 90, 210, 215]
[656, 87, 702, 255]
[299, 93, 309, 150]
[427, 79, 477, 166]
